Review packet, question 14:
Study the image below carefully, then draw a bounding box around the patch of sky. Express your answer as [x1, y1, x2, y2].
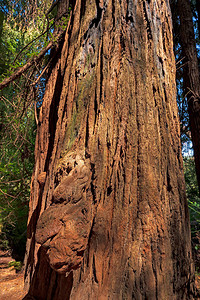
[182, 140, 194, 157]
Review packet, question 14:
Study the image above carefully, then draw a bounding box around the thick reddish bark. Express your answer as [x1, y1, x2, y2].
[23, 0, 196, 299]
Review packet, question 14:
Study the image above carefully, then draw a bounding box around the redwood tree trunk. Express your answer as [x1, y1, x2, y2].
[24, 0, 195, 299]
[196, 0, 200, 42]
[177, 0, 200, 195]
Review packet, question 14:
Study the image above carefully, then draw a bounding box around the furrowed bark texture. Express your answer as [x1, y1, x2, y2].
[24, 0, 195, 299]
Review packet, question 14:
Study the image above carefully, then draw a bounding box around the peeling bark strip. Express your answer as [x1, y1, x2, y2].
[24, 0, 196, 299]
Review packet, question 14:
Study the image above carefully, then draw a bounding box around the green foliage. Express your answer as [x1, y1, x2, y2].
[0, 231, 9, 250]
[0, 0, 72, 261]
[0, 0, 41, 259]
[184, 157, 200, 235]
[8, 260, 22, 271]
[0, 1, 72, 80]
[0, 102, 36, 260]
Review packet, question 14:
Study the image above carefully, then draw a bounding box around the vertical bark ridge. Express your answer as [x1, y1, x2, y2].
[24, 0, 195, 299]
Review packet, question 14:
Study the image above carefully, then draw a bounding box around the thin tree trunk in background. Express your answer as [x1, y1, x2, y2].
[23, 0, 196, 299]
[196, 0, 200, 42]
[177, 0, 200, 195]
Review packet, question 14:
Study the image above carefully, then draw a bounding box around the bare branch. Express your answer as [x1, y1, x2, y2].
[0, 38, 55, 90]
[0, 179, 21, 184]
[0, 187, 16, 199]
[14, 7, 70, 63]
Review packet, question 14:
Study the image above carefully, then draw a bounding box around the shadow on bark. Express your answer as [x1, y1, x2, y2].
[23, 247, 73, 300]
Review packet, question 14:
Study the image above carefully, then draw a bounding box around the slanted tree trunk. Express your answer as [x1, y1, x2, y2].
[176, 0, 200, 194]
[23, 0, 196, 299]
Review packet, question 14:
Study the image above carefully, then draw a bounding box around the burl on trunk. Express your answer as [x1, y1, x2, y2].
[23, 0, 196, 299]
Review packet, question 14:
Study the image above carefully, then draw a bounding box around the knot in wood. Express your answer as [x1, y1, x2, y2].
[35, 151, 94, 275]
[53, 152, 91, 204]
[37, 172, 46, 186]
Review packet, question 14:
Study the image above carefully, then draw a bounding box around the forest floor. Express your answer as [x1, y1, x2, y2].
[0, 250, 200, 299]
[0, 252, 26, 300]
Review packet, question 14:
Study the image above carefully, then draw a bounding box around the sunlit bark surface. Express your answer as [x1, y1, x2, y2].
[23, 0, 195, 299]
